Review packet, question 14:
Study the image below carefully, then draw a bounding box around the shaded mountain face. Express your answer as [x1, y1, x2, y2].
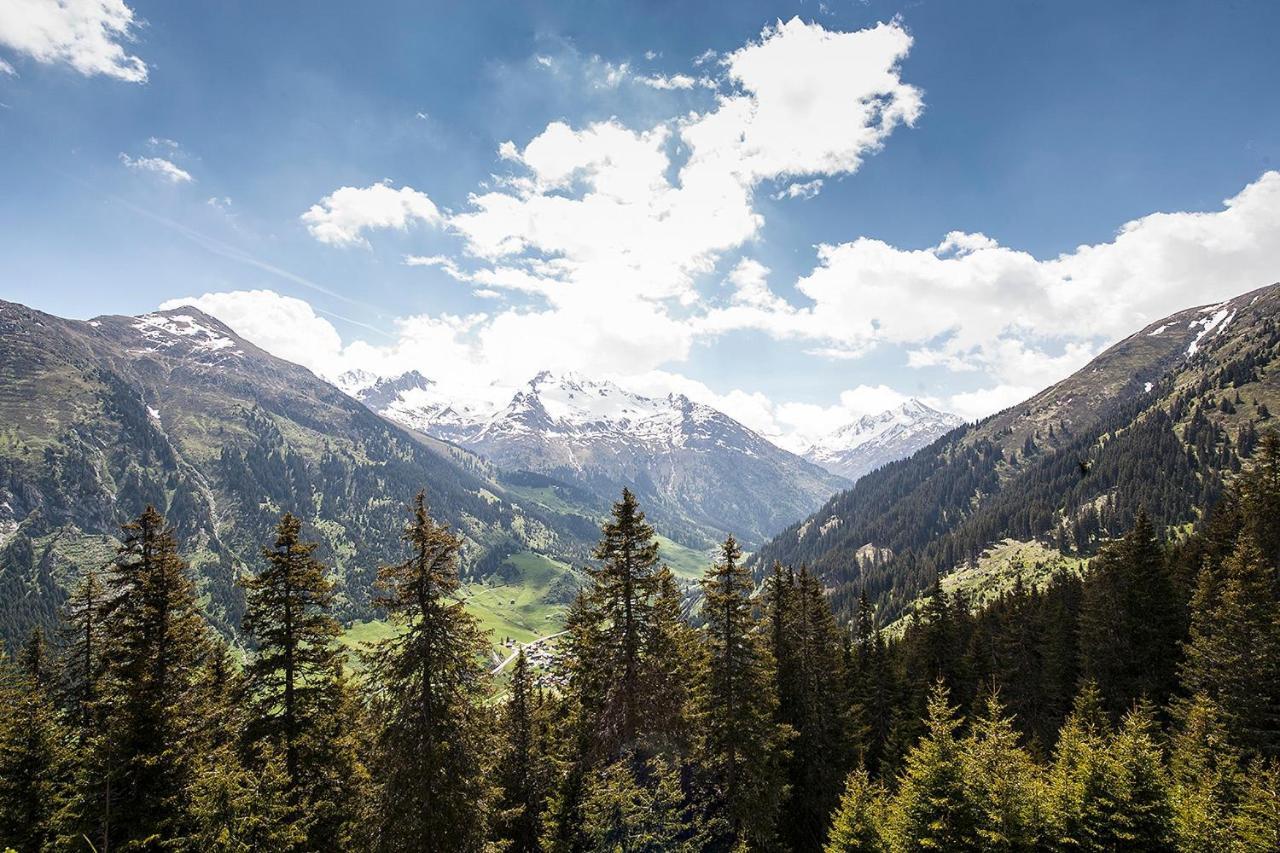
[753, 282, 1280, 623]
[0, 301, 593, 650]
[354, 371, 850, 548]
[803, 399, 963, 483]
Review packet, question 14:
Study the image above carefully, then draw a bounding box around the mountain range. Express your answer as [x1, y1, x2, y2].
[802, 399, 964, 482]
[347, 369, 868, 548]
[753, 282, 1280, 623]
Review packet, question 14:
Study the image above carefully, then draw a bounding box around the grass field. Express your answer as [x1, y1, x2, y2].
[656, 534, 715, 580]
[341, 550, 575, 658]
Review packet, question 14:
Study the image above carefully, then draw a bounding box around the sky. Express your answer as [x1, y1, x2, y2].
[2, 0, 1279, 451]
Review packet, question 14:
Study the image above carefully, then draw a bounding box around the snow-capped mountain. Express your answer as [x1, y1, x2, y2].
[352, 370, 850, 547]
[804, 399, 964, 483]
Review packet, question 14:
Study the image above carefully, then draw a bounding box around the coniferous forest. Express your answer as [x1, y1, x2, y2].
[3, 430, 1280, 851]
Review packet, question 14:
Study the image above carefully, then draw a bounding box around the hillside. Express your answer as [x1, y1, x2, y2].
[752, 282, 1280, 622]
[0, 301, 599, 650]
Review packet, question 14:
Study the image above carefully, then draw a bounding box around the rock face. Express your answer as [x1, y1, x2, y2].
[803, 399, 964, 483]
[354, 371, 850, 548]
[0, 301, 593, 650]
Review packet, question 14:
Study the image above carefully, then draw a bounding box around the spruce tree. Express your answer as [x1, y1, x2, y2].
[1169, 692, 1240, 852]
[886, 680, 980, 852]
[1045, 681, 1115, 851]
[695, 535, 787, 850]
[241, 512, 363, 849]
[1181, 537, 1280, 756]
[365, 491, 496, 852]
[73, 505, 214, 849]
[777, 567, 852, 852]
[824, 768, 887, 853]
[644, 564, 700, 755]
[1105, 701, 1174, 851]
[0, 636, 67, 851]
[1229, 758, 1280, 851]
[59, 568, 105, 739]
[961, 691, 1044, 851]
[588, 488, 661, 751]
[496, 649, 549, 853]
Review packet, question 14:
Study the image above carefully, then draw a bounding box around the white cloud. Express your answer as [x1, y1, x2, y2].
[638, 73, 696, 90]
[404, 253, 469, 281]
[0, 0, 147, 82]
[119, 153, 193, 183]
[0, 57, 14, 75]
[773, 178, 824, 200]
[301, 182, 442, 248]
[160, 290, 346, 378]
[945, 385, 1034, 422]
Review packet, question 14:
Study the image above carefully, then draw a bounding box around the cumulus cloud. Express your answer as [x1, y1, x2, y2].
[0, 0, 148, 82]
[301, 182, 442, 247]
[119, 153, 193, 183]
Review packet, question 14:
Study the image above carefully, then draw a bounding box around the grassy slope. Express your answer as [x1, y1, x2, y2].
[341, 550, 574, 658]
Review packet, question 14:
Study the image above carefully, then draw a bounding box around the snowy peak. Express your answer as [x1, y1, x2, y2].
[805, 399, 963, 483]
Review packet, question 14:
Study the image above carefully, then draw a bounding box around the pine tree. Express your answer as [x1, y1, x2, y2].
[241, 512, 362, 849]
[72, 505, 215, 849]
[695, 535, 787, 850]
[961, 691, 1044, 851]
[824, 768, 887, 853]
[1229, 758, 1280, 851]
[886, 680, 980, 852]
[0, 635, 67, 851]
[589, 488, 661, 752]
[1105, 701, 1174, 851]
[777, 567, 852, 852]
[1079, 511, 1181, 716]
[496, 649, 549, 853]
[59, 568, 105, 740]
[365, 491, 496, 852]
[1181, 536, 1280, 756]
[1045, 681, 1113, 851]
[1169, 692, 1241, 852]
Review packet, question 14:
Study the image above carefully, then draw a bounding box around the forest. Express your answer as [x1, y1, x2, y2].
[3, 435, 1280, 852]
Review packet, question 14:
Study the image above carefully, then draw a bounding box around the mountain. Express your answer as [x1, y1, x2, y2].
[752, 282, 1280, 623]
[0, 301, 599, 651]
[354, 371, 850, 548]
[803, 399, 963, 482]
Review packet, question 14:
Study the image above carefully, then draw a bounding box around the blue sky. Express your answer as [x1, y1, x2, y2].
[2, 0, 1279, 447]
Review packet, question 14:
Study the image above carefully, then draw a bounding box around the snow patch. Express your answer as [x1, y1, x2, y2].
[1144, 382, 1153, 393]
[1187, 307, 1231, 357]
[1147, 323, 1169, 337]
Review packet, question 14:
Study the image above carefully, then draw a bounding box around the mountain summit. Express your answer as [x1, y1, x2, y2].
[804, 399, 963, 482]
[355, 370, 850, 547]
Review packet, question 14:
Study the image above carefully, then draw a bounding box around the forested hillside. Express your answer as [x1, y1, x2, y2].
[4, 439, 1280, 850]
[754, 283, 1280, 623]
[0, 301, 597, 651]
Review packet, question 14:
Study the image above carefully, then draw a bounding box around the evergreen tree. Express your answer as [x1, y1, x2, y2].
[886, 680, 980, 852]
[1105, 702, 1174, 851]
[579, 753, 699, 852]
[71, 505, 214, 849]
[1079, 511, 1181, 716]
[241, 512, 363, 849]
[824, 768, 887, 853]
[695, 535, 787, 850]
[365, 491, 496, 852]
[643, 564, 700, 756]
[59, 568, 105, 739]
[961, 691, 1044, 851]
[496, 649, 549, 853]
[1169, 692, 1241, 853]
[0, 636, 67, 851]
[1230, 758, 1280, 851]
[588, 488, 661, 752]
[777, 567, 853, 852]
[1181, 536, 1280, 756]
[1045, 681, 1113, 851]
